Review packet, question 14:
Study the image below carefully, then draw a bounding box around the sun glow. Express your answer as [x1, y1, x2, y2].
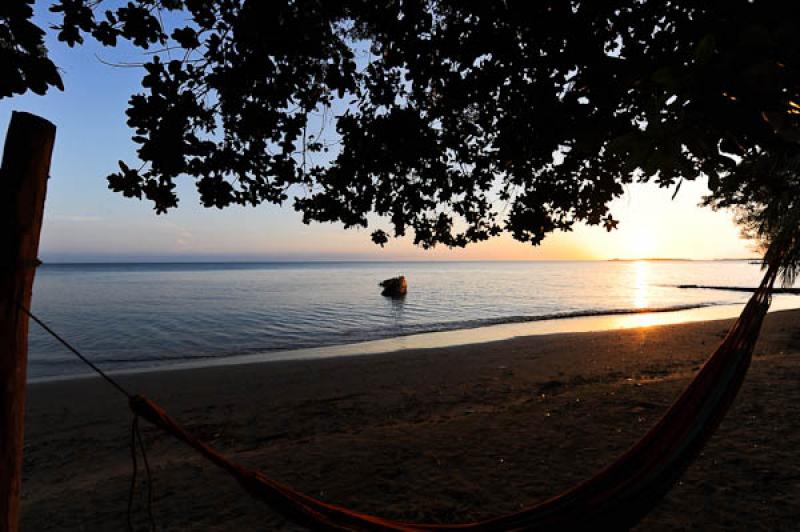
[628, 228, 659, 260]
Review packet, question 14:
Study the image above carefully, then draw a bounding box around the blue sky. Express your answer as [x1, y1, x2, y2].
[0, 4, 755, 262]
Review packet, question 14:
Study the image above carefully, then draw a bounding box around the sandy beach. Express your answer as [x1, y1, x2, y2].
[21, 309, 800, 531]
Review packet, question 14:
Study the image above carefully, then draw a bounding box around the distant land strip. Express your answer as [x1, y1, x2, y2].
[608, 258, 760, 262]
[678, 285, 800, 294]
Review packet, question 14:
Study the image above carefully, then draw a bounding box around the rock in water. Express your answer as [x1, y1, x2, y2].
[380, 275, 407, 297]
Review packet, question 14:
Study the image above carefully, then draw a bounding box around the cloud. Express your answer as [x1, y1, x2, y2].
[156, 220, 194, 249]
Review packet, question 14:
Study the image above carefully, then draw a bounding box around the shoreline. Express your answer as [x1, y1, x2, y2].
[29, 296, 800, 384]
[23, 308, 800, 530]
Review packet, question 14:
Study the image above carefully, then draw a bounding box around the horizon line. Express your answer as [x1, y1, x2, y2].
[39, 257, 761, 265]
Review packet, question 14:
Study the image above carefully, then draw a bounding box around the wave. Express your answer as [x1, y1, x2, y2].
[29, 301, 724, 381]
[361, 302, 720, 338]
[99, 303, 722, 359]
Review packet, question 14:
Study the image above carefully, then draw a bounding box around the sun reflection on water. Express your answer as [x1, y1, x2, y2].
[633, 260, 649, 310]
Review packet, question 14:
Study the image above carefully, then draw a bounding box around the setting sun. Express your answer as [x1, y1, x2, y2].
[628, 229, 659, 260]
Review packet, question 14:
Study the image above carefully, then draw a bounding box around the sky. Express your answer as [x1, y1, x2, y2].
[0, 5, 755, 263]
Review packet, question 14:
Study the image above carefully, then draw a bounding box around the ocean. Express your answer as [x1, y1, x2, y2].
[26, 260, 799, 380]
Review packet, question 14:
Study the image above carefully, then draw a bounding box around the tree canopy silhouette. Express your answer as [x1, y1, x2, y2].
[3, 0, 799, 250]
[1, 0, 62, 98]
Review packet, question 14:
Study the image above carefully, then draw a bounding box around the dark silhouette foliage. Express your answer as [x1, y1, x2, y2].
[4, 0, 800, 251]
[1, 0, 62, 98]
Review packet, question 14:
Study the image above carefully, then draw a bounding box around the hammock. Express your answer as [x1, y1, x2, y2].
[128, 267, 777, 531]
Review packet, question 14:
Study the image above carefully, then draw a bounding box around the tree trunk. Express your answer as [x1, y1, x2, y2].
[0, 112, 55, 532]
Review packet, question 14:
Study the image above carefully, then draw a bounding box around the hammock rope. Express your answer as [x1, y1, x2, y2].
[16, 303, 155, 531]
[18, 303, 132, 399]
[23, 264, 780, 531]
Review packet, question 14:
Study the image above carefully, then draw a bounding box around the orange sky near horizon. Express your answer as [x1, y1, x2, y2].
[38, 174, 755, 262]
[261, 177, 754, 262]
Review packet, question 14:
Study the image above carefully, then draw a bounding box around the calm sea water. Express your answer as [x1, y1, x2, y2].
[26, 260, 795, 379]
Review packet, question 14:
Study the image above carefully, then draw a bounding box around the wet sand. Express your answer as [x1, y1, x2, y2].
[21, 309, 800, 531]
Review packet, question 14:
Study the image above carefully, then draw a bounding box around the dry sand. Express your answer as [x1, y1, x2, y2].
[20, 309, 800, 531]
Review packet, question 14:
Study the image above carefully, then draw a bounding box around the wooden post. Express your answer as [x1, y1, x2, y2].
[0, 112, 55, 532]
